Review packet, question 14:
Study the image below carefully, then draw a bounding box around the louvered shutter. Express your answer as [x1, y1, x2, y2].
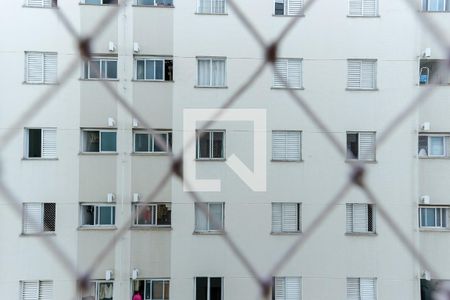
[362, 0, 377, 16]
[346, 204, 354, 232]
[42, 129, 56, 158]
[282, 203, 299, 232]
[285, 277, 301, 300]
[274, 278, 285, 300]
[352, 204, 369, 233]
[22, 281, 39, 300]
[43, 53, 57, 83]
[272, 131, 301, 161]
[287, 59, 302, 88]
[349, 0, 363, 15]
[286, 131, 301, 160]
[23, 203, 44, 234]
[287, 0, 303, 15]
[347, 278, 360, 300]
[358, 132, 375, 161]
[360, 278, 376, 300]
[272, 203, 282, 232]
[39, 281, 53, 300]
[27, 0, 43, 7]
[360, 61, 376, 89]
[274, 59, 288, 88]
[273, 131, 287, 160]
[26, 52, 44, 83]
[347, 60, 362, 88]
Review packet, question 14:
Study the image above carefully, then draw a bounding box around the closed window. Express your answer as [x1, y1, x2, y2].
[137, 0, 173, 6]
[347, 60, 377, 90]
[135, 58, 173, 81]
[25, 0, 57, 7]
[197, 0, 226, 14]
[196, 130, 225, 159]
[133, 203, 171, 226]
[82, 130, 117, 153]
[24, 128, 56, 159]
[273, 59, 302, 88]
[272, 203, 301, 233]
[346, 203, 375, 234]
[272, 277, 302, 300]
[346, 132, 376, 161]
[80, 204, 116, 226]
[21, 281, 53, 300]
[195, 277, 223, 300]
[84, 57, 117, 79]
[134, 131, 172, 153]
[419, 206, 449, 229]
[197, 58, 226, 87]
[274, 0, 304, 15]
[23, 203, 56, 234]
[419, 60, 450, 85]
[422, 0, 450, 11]
[195, 203, 224, 232]
[347, 278, 376, 300]
[418, 135, 449, 157]
[84, 0, 118, 4]
[348, 0, 378, 16]
[272, 131, 301, 161]
[132, 279, 170, 300]
[81, 281, 114, 300]
[25, 52, 57, 84]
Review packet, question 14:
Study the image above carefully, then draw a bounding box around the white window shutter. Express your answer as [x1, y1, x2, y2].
[285, 277, 301, 300]
[347, 278, 360, 300]
[272, 203, 282, 232]
[27, 0, 44, 7]
[43, 0, 53, 7]
[274, 59, 288, 88]
[360, 278, 376, 300]
[282, 203, 298, 232]
[362, 0, 377, 16]
[346, 204, 353, 232]
[349, 0, 363, 15]
[273, 131, 301, 161]
[22, 281, 39, 300]
[23, 203, 44, 234]
[272, 131, 286, 160]
[358, 132, 375, 161]
[287, 0, 303, 15]
[26, 52, 44, 83]
[360, 61, 376, 89]
[39, 281, 53, 300]
[44, 53, 57, 83]
[274, 278, 285, 300]
[352, 204, 369, 233]
[347, 60, 362, 88]
[286, 131, 301, 160]
[42, 129, 56, 158]
[287, 59, 302, 88]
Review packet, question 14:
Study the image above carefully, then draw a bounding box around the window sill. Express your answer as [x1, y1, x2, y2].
[272, 14, 305, 17]
[421, 10, 450, 13]
[346, 88, 379, 91]
[22, 157, 59, 161]
[20, 232, 56, 237]
[131, 152, 171, 156]
[419, 83, 450, 86]
[78, 226, 117, 231]
[418, 156, 450, 159]
[271, 87, 304, 90]
[79, 78, 119, 81]
[345, 159, 377, 164]
[194, 85, 228, 89]
[419, 228, 450, 232]
[345, 232, 377, 236]
[23, 5, 57, 9]
[132, 4, 174, 8]
[23, 82, 59, 85]
[79, 152, 119, 156]
[194, 12, 228, 15]
[79, 3, 119, 6]
[347, 15, 380, 18]
[131, 79, 174, 83]
[271, 231, 302, 235]
[271, 159, 303, 162]
[193, 231, 225, 235]
[195, 158, 226, 161]
[130, 226, 172, 231]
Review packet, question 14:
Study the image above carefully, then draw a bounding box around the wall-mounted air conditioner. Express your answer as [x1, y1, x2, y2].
[132, 193, 140, 203]
[420, 195, 430, 204]
[420, 122, 431, 131]
[107, 193, 115, 203]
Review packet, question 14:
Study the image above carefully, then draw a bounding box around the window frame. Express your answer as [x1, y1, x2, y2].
[271, 202, 302, 233]
[20, 280, 53, 300]
[134, 57, 173, 81]
[346, 203, 376, 234]
[194, 277, 224, 300]
[273, 0, 304, 16]
[25, 0, 57, 8]
[346, 59, 378, 90]
[81, 129, 117, 153]
[418, 134, 449, 158]
[133, 130, 172, 153]
[422, 0, 450, 11]
[80, 203, 116, 227]
[83, 57, 118, 80]
[196, 57, 227, 87]
[196, 130, 226, 160]
[82, 0, 119, 5]
[194, 202, 225, 233]
[348, 0, 379, 17]
[81, 280, 114, 300]
[22, 202, 56, 235]
[346, 131, 376, 162]
[23, 127, 57, 159]
[132, 203, 172, 227]
[419, 59, 450, 85]
[196, 0, 227, 14]
[419, 206, 449, 229]
[24, 51, 57, 84]
[131, 278, 170, 300]
[135, 0, 174, 6]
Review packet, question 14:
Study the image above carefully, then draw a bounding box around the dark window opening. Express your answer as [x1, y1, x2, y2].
[275, 1, 285, 14]
[43, 203, 56, 232]
[165, 60, 173, 81]
[28, 129, 42, 158]
[196, 277, 208, 300]
[368, 204, 373, 232]
[346, 133, 359, 159]
[418, 135, 429, 156]
[209, 278, 222, 300]
[419, 60, 450, 85]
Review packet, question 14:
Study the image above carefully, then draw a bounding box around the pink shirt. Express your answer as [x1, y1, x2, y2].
[133, 293, 143, 300]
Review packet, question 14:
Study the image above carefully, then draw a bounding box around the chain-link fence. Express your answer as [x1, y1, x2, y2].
[1, 0, 450, 299]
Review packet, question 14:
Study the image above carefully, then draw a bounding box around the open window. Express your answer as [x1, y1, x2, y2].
[80, 204, 116, 227]
[419, 60, 450, 85]
[82, 129, 117, 153]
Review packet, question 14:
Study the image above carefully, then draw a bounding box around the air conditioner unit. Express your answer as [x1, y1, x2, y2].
[105, 270, 113, 281]
[420, 122, 431, 131]
[107, 193, 115, 203]
[108, 117, 116, 127]
[133, 42, 140, 53]
[420, 195, 430, 204]
[423, 271, 431, 281]
[132, 118, 139, 128]
[423, 48, 431, 58]
[108, 41, 116, 52]
[132, 193, 140, 203]
[132, 269, 139, 280]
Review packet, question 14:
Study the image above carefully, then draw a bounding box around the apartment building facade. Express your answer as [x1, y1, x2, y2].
[0, 0, 449, 299]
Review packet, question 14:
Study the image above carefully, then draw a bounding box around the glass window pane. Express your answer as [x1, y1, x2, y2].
[428, 0, 445, 11]
[425, 208, 436, 227]
[211, 60, 225, 87]
[442, 209, 448, 227]
[145, 281, 151, 299]
[138, 0, 154, 4]
[198, 132, 211, 158]
[195, 203, 208, 231]
[155, 60, 164, 80]
[99, 207, 113, 225]
[82, 206, 95, 225]
[210, 278, 222, 300]
[81, 282, 96, 300]
[275, 0, 285, 15]
[347, 133, 359, 159]
[106, 60, 117, 79]
[430, 136, 444, 156]
[157, 204, 171, 225]
[101, 132, 117, 152]
[85, 131, 100, 152]
[195, 277, 208, 300]
[132, 280, 145, 300]
[209, 203, 223, 230]
[152, 281, 164, 299]
[154, 133, 168, 152]
[98, 282, 113, 300]
[198, 60, 211, 86]
[89, 60, 101, 79]
[146, 60, 155, 80]
[137, 205, 155, 225]
[135, 133, 149, 152]
[137, 60, 145, 79]
[163, 281, 169, 299]
[212, 132, 224, 158]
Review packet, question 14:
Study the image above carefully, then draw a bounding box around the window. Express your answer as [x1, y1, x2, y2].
[24, 128, 56, 159]
[195, 203, 224, 232]
[274, 0, 304, 15]
[347, 60, 377, 90]
[418, 135, 450, 157]
[419, 206, 449, 229]
[273, 59, 302, 89]
[347, 278, 376, 300]
[272, 277, 302, 300]
[197, 0, 226, 14]
[132, 279, 170, 300]
[80, 204, 116, 226]
[196, 131, 225, 159]
[133, 203, 171, 226]
[84, 57, 118, 80]
[20, 281, 53, 300]
[197, 58, 226, 87]
[25, 52, 57, 84]
[419, 60, 450, 85]
[84, 0, 118, 4]
[272, 131, 301, 161]
[134, 131, 172, 153]
[195, 277, 222, 300]
[272, 203, 301, 233]
[346, 203, 375, 234]
[137, 0, 173, 6]
[25, 0, 57, 7]
[348, 0, 378, 16]
[346, 132, 376, 161]
[81, 281, 114, 300]
[422, 0, 450, 11]
[135, 58, 173, 81]
[22, 203, 55, 234]
[82, 130, 117, 153]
